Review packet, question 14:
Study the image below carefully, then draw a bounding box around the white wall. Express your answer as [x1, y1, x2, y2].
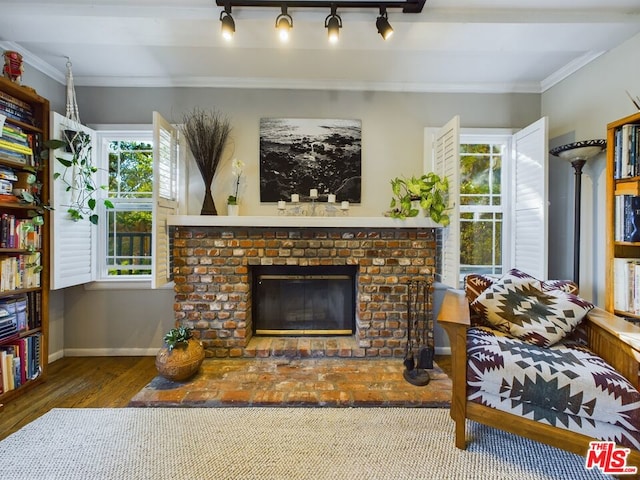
[58, 87, 540, 353]
[542, 31, 640, 306]
[63, 284, 175, 356]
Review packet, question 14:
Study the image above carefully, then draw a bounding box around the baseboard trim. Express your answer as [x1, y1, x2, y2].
[48, 349, 64, 363]
[63, 348, 159, 357]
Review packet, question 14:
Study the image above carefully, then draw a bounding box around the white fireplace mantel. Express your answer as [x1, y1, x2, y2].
[167, 215, 441, 229]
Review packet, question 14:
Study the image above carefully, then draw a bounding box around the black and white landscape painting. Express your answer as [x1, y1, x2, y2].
[259, 118, 362, 202]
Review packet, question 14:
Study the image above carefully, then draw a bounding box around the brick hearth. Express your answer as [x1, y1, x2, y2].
[172, 225, 439, 358]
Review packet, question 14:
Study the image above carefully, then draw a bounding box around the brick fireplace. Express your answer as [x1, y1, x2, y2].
[171, 217, 440, 358]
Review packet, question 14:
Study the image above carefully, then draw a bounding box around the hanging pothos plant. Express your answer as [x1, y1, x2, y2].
[44, 129, 113, 225]
[387, 172, 450, 225]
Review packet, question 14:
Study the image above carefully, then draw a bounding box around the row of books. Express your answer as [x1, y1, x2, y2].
[0, 214, 42, 250]
[0, 123, 38, 166]
[613, 123, 640, 179]
[0, 334, 41, 394]
[0, 89, 35, 127]
[614, 258, 640, 314]
[0, 292, 42, 342]
[614, 195, 640, 242]
[0, 252, 41, 292]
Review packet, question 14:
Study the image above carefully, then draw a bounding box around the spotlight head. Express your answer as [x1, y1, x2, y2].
[276, 6, 293, 42]
[376, 8, 393, 40]
[324, 7, 342, 44]
[220, 8, 235, 41]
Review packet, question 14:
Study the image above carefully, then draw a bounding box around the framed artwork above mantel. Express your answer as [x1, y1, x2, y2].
[259, 118, 362, 203]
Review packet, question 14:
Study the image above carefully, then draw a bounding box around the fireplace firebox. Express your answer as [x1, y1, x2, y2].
[252, 265, 357, 336]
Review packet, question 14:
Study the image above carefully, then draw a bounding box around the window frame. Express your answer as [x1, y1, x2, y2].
[95, 126, 154, 284]
[459, 129, 513, 281]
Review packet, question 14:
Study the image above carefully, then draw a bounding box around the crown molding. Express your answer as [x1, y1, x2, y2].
[73, 74, 542, 94]
[540, 50, 605, 93]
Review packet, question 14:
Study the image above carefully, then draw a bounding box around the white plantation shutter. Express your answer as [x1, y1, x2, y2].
[152, 112, 180, 289]
[431, 116, 460, 288]
[511, 117, 548, 280]
[50, 111, 96, 289]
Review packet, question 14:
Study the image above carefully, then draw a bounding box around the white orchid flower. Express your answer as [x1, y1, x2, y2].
[232, 158, 245, 177]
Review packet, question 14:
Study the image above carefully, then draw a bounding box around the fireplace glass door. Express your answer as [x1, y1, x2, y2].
[253, 266, 356, 335]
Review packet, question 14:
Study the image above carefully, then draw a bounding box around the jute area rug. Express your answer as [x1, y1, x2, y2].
[0, 408, 607, 480]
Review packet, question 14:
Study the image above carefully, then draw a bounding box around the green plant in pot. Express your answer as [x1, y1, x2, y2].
[155, 326, 205, 381]
[387, 172, 450, 225]
[43, 132, 113, 225]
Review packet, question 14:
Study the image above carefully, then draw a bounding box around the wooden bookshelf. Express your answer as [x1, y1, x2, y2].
[606, 111, 640, 316]
[0, 76, 49, 402]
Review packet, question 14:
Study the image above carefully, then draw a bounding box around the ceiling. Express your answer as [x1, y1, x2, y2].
[1, 0, 640, 93]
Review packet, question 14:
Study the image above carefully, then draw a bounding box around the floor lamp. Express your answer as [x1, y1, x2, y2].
[550, 139, 606, 285]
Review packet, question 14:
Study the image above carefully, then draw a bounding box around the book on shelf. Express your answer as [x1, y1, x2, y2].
[614, 195, 640, 242]
[0, 90, 32, 112]
[26, 290, 41, 330]
[0, 334, 41, 392]
[614, 123, 640, 179]
[614, 258, 640, 314]
[0, 124, 40, 167]
[0, 92, 34, 126]
[0, 298, 18, 341]
[0, 215, 42, 250]
[0, 252, 41, 292]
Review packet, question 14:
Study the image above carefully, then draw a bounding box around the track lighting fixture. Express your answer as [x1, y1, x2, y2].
[376, 8, 393, 40]
[216, 0, 424, 43]
[275, 6, 293, 42]
[325, 6, 342, 44]
[220, 4, 235, 41]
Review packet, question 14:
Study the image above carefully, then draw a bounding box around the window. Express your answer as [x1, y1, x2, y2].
[98, 132, 154, 279]
[50, 114, 183, 290]
[430, 117, 548, 289]
[459, 135, 510, 280]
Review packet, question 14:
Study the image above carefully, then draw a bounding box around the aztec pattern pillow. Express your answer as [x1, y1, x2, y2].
[470, 269, 593, 347]
[465, 274, 496, 327]
[466, 326, 640, 450]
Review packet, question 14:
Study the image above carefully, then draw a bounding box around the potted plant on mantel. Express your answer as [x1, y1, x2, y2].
[226, 158, 244, 216]
[155, 326, 205, 381]
[387, 172, 450, 225]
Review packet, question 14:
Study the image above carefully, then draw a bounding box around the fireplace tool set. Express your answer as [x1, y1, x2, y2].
[403, 278, 434, 386]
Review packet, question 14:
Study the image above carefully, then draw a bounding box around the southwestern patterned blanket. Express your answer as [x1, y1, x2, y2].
[466, 326, 640, 450]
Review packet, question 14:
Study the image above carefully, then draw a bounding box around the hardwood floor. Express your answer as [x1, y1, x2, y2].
[0, 354, 452, 441]
[0, 356, 158, 441]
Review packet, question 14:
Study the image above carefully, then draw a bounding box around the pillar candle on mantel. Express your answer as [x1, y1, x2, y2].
[341, 201, 350, 210]
[310, 189, 318, 199]
[327, 194, 336, 203]
[291, 194, 299, 203]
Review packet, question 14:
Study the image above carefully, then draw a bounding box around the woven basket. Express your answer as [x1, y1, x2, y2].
[155, 338, 205, 381]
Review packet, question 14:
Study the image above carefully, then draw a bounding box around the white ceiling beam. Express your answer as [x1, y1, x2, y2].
[1, 4, 639, 24]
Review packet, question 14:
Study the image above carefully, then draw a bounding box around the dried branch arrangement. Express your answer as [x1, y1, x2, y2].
[181, 108, 232, 215]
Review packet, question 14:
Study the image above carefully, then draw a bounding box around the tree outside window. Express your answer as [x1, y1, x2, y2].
[459, 141, 504, 279]
[106, 140, 153, 276]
